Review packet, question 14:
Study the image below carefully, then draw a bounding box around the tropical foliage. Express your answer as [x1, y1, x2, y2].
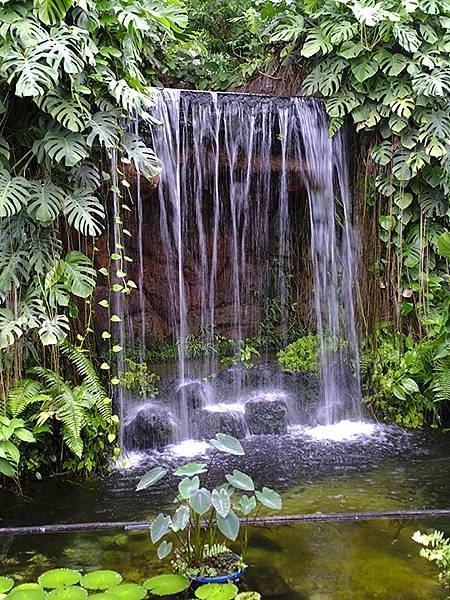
[0, 0, 187, 478]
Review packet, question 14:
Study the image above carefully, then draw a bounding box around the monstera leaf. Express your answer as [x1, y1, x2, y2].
[27, 181, 65, 222]
[63, 188, 105, 236]
[0, 169, 29, 218]
[36, 91, 90, 132]
[34, 0, 74, 24]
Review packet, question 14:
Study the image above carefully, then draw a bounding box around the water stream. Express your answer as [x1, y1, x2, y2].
[132, 89, 362, 444]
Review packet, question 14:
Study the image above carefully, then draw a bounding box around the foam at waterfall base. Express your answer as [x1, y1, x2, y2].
[167, 439, 210, 457]
[299, 420, 376, 441]
[204, 402, 245, 413]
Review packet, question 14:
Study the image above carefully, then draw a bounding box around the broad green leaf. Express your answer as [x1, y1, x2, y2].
[121, 133, 162, 180]
[178, 475, 200, 499]
[63, 188, 105, 236]
[27, 181, 64, 222]
[300, 28, 332, 58]
[87, 111, 120, 148]
[0, 457, 16, 477]
[255, 487, 282, 510]
[189, 488, 212, 515]
[174, 462, 207, 476]
[38, 569, 81, 588]
[81, 571, 122, 590]
[36, 91, 90, 132]
[217, 509, 240, 541]
[3, 47, 58, 97]
[143, 575, 189, 596]
[225, 469, 254, 491]
[151, 513, 171, 543]
[14, 428, 35, 442]
[48, 587, 87, 600]
[61, 251, 96, 298]
[437, 231, 450, 259]
[157, 540, 173, 560]
[38, 314, 70, 346]
[195, 583, 239, 600]
[136, 466, 167, 491]
[33, 128, 89, 167]
[34, 0, 73, 24]
[210, 433, 244, 456]
[107, 585, 146, 600]
[0, 170, 29, 218]
[211, 488, 231, 518]
[8, 590, 47, 600]
[0, 577, 14, 594]
[351, 55, 378, 82]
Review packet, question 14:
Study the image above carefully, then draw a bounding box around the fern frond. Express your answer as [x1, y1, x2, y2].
[432, 362, 450, 404]
[7, 378, 48, 417]
[60, 341, 112, 419]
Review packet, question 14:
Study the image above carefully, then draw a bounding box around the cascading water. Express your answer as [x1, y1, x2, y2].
[124, 89, 362, 448]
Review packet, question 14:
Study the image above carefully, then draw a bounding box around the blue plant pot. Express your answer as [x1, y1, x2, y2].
[191, 555, 247, 584]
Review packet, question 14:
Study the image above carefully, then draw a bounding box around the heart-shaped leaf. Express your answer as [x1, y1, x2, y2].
[189, 488, 212, 515]
[217, 509, 240, 541]
[157, 540, 173, 560]
[136, 467, 167, 491]
[171, 505, 190, 532]
[255, 487, 282, 510]
[151, 513, 171, 543]
[211, 488, 231, 518]
[225, 470, 254, 491]
[178, 476, 200, 499]
[0, 577, 14, 594]
[174, 462, 207, 476]
[210, 434, 244, 456]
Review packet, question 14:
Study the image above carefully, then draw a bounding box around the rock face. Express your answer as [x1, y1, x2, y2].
[244, 397, 288, 435]
[124, 403, 174, 450]
[192, 408, 246, 440]
[175, 380, 209, 411]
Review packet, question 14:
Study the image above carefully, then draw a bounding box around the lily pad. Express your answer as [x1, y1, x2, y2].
[11, 586, 41, 592]
[48, 588, 87, 600]
[81, 571, 122, 591]
[195, 583, 238, 600]
[8, 589, 47, 600]
[143, 575, 189, 596]
[38, 570, 81, 589]
[0, 578, 14, 594]
[107, 584, 147, 600]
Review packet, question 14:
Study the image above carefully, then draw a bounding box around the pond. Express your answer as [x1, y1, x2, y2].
[1, 424, 449, 598]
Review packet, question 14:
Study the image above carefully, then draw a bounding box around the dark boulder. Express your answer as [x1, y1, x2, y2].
[192, 408, 246, 440]
[175, 380, 212, 411]
[124, 403, 174, 450]
[244, 397, 288, 435]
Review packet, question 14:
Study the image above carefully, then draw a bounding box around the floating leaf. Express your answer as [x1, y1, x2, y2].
[107, 584, 147, 600]
[8, 590, 47, 600]
[225, 470, 254, 491]
[195, 583, 238, 600]
[255, 487, 282, 510]
[38, 569, 81, 589]
[143, 575, 189, 596]
[210, 434, 244, 456]
[48, 587, 87, 600]
[174, 462, 207, 476]
[0, 578, 14, 594]
[81, 571, 122, 590]
[136, 467, 167, 491]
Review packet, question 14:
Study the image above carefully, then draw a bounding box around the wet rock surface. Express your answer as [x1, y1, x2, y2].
[124, 403, 174, 450]
[192, 408, 246, 440]
[245, 397, 288, 435]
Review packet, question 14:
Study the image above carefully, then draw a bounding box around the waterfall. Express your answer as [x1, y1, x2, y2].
[140, 89, 361, 440]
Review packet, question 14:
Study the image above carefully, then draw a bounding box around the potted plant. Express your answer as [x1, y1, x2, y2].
[136, 433, 282, 583]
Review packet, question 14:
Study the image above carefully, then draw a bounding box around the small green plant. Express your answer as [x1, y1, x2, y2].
[277, 334, 319, 373]
[0, 569, 261, 599]
[119, 359, 159, 398]
[0, 415, 35, 478]
[413, 530, 450, 592]
[136, 433, 282, 579]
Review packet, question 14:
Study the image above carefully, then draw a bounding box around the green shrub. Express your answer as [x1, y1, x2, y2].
[277, 335, 319, 373]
